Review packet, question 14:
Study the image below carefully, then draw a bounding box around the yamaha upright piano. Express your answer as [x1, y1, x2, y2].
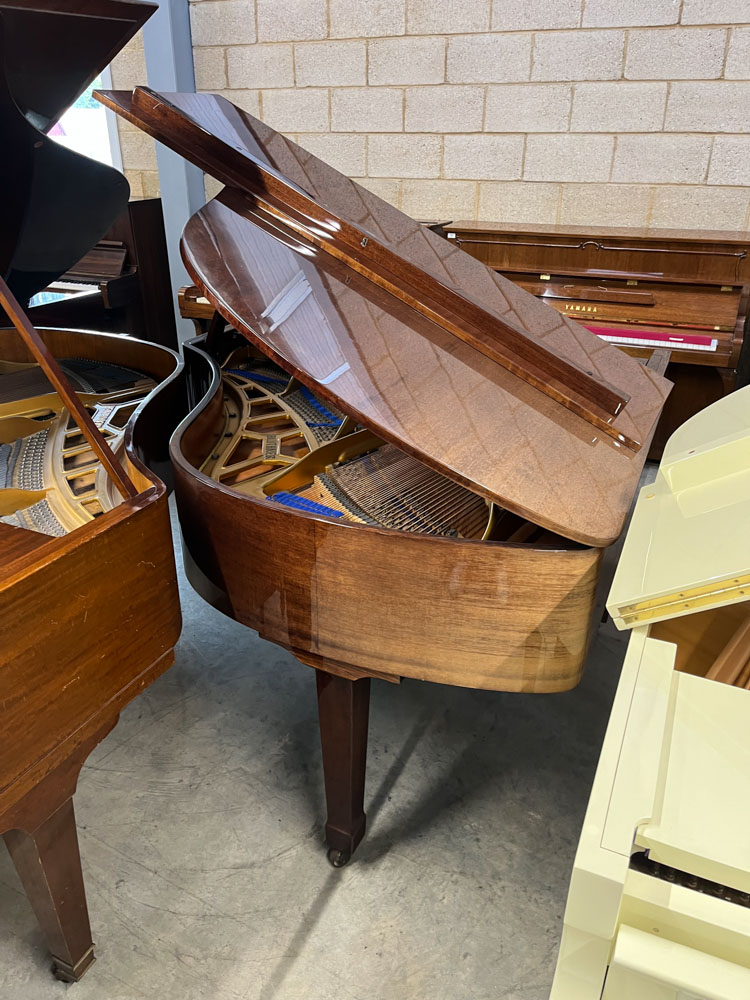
[445, 222, 750, 457]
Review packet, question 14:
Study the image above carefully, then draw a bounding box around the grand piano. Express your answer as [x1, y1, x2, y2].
[1, 0, 181, 980]
[445, 221, 750, 457]
[98, 86, 671, 866]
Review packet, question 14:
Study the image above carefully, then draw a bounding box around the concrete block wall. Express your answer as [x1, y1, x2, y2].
[121, 1, 750, 229]
[109, 34, 160, 198]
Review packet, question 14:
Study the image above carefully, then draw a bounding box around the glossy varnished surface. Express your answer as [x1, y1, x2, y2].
[181, 198, 660, 547]
[96, 89, 656, 439]
[98, 89, 669, 545]
[0, 326, 182, 805]
[0, 324, 181, 977]
[172, 340, 601, 693]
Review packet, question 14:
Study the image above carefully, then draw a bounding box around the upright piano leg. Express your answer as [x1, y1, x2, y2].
[316, 671, 371, 868]
[4, 797, 95, 982]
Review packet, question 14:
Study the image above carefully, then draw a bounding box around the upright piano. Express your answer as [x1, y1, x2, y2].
[0, 0, 181, 980]
[445, 222, 750, 456]
[29, 197, 178, 350]
[98, 86, 670, 866]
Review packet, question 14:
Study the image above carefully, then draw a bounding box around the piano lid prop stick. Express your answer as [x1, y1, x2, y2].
[0, 275, 138, 500]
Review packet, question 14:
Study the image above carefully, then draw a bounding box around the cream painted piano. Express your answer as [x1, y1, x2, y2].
[550, 385, 750, 1000]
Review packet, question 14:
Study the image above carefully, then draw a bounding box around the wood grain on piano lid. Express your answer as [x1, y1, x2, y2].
[96, 89, 669, 448]
[182, 198, 659, 547]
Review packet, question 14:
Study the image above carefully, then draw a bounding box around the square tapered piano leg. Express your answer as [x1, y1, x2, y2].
[316, 671, 371, 867]
[4, 797, 95, 981]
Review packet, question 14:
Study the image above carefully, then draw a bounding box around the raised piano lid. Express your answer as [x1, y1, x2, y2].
[608, 385, 750, 628]
[0, 0, 154, 132]
[97, 88, 671, 547]
[0, 0, 156, 304]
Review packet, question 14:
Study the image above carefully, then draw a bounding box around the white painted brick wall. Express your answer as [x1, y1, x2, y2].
[368, 134, 442, 177]
[190, 1, 254, 46]
[446, 33, 531, 84]
[443, 135, 524, 179]
[407, 0, 490, 36]
[582, 0, 680, 29]
[124, 2, 750, 229]
[708, 137, 750, 186]
[559, 183, 652, 226]
[295, 41, 366, 87]
[227, 44, 293, 89]
[491, 0, 580, 32]
[726, 27, 750, 78]
[612, 135, 712, 183]
[330, 0, 405, 39]
[256, 0, 326, 41]
[194, 47, 227, 90]
[296, 133, 367, 174]
[532, 30, 624, 81]
[331, 87, 403, 131]
[263, 87, 329, 131]
[681, 1, 750, 25]
[650, 185, 748, 228]
[478, 181, 560, 223]
[404, 86, 484, 132]
[369, 36, 445, 86]
[524, 134, 615, 182]
[666, 82, 750, 132]
[485, 84, 571, 132]
[625, 28, 726, 80]
[570, 82, 667, 132]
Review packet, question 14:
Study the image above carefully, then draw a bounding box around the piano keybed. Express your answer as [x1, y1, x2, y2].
[0, 358, 155, 535]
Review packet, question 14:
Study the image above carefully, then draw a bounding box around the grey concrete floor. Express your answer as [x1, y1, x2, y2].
[0, 503, 636, 1000]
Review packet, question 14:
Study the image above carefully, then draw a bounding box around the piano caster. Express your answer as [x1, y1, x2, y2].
[51, 945, 96, 983]
[327, 848, 351, 868]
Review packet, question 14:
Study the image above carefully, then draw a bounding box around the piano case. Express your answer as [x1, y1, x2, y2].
[96, 87, 672, 864]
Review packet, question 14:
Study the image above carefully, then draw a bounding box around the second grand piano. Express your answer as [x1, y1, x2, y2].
[98, 87, 671, 866]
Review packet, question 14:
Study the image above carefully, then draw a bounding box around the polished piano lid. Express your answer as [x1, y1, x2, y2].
[608, 385, 750, 628]
[0, 1, 155, 305]
[97, 88, 671, 547]
[0, 0, 154, 132]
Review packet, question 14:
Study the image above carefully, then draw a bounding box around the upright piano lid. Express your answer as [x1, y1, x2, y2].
[608, 386, 750, 628]
[97, 88, 670, 547]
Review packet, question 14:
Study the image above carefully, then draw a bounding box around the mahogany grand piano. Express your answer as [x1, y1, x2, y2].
[98, 86, 671, 867]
